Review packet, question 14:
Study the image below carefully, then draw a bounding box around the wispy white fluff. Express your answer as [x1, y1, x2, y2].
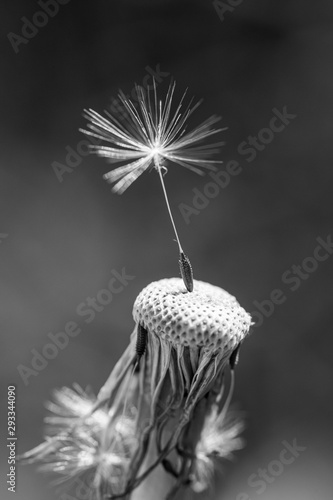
[80, 81, 225, 193]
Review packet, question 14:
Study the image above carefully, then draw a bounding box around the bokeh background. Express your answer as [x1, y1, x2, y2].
[1, 0, 333, 499]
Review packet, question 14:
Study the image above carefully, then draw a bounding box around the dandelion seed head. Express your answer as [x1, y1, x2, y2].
[133, 278, 251, 351]
[20, 386, 138, 496]
[191, 408, 245, 493]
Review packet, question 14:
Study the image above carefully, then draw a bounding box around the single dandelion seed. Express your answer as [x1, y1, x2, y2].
[80, 81, 225, 292]
[135, 323, 148, 364]
[120, 323, 148, 422]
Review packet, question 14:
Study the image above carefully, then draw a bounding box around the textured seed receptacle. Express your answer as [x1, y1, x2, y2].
[133, 278, 252, 352]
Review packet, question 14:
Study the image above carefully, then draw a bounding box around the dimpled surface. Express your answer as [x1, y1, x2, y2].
[133, 278, 252, 351]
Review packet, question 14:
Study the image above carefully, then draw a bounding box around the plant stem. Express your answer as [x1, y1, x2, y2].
[131, 430, 178, 500]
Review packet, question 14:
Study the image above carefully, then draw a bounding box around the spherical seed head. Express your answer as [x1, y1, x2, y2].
[133, 278, 252, 352]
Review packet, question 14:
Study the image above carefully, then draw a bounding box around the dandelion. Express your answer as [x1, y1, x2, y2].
[21, 279, 252, 499]
[21, 84, 253, 499]
[80, 81, 226, 292]
[20, 385, 141, 498]
[190, 407, 245, 493]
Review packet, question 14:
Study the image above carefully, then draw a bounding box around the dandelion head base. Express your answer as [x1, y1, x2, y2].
[133, 278, 252, 351]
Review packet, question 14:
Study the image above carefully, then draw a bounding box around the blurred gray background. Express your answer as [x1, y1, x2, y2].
[1, 0, 333, 499]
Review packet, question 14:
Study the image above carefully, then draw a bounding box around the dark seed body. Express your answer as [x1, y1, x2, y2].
[179, 252, 194, 292]
[230, 343, 241, 369]
[136, 323, 148, 362]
